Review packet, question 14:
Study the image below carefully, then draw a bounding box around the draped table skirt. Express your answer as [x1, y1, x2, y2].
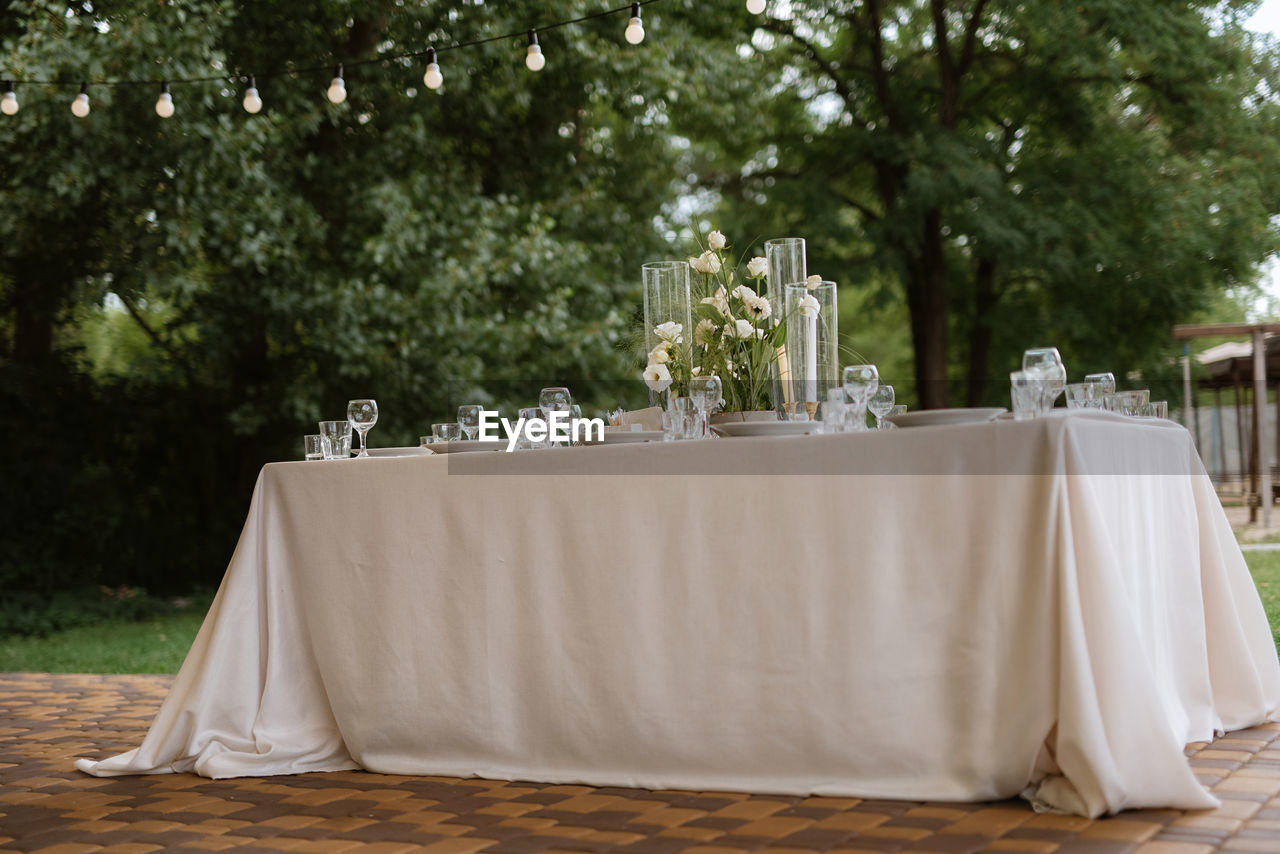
[78, 410, 1280, 817]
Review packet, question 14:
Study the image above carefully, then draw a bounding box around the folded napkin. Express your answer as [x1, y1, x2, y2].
[616, 406, 663, 431]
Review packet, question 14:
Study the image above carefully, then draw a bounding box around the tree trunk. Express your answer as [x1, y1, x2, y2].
[965, 256, 997, 406]
[905, 210, 949, 409]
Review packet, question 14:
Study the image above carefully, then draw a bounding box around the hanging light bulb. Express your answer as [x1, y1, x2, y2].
[71, 82, 90, 117]
[525, 30, 545, 71]
[1, 82, 17, 116]
[155, 81, 174, 118]
[746, 0, 766, 13]
[423, 47, 443, 90]
[243, 76, 262, 114]
[625, 4, 645, 44]
[327, 64, 347, 104]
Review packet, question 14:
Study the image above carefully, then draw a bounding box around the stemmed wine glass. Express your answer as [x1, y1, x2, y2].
[841, 364, 879, 431]
[539, 387, 572, 446]
[347, 399, 378, 458]
[689, 375, 722, 439]
[868, 385, 895, 429]
[1022, 348, 1066, 415]
[457, 405, 482, 441]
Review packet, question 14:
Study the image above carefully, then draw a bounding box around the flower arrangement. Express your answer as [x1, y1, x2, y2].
[641, 320, 693, 397]
[687, 230, 785, 412]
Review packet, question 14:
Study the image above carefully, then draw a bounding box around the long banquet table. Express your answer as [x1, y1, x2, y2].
[78, 410, 1280, 818]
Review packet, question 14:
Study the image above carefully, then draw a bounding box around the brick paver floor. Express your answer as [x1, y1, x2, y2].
[3, 673, 1280, 853]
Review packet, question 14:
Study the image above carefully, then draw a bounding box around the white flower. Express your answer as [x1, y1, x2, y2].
[643, 362, 672, 392]
[743, 294, 772, 321]
[733, 318, 757, 339]
[694, 318, 717, 346]
[806, 274, 823, 289]
[700, 285, 729, 314]
[691, 366, 702, 376]
[746, 256, 769, 278]
[707, 230, 726, 251]
[653, 321, 683, 343]
[647, 342, 673, 364]
[731, 284, 757, 302]
[689, 250, 722, 275]
[798, 293, 820, 318]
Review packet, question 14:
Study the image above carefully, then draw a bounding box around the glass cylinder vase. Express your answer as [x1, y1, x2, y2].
[783, 282, 838, 420]
[642, 261, 693, 403]
[764, 238, 806, 413]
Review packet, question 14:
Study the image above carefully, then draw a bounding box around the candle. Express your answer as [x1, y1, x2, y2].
[805, 314, 818, 403]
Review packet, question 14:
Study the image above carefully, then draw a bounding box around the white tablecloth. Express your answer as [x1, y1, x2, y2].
[78, 411, 1280, 817]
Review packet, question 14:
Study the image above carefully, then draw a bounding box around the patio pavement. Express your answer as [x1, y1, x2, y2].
[3, 674, 1280, 853]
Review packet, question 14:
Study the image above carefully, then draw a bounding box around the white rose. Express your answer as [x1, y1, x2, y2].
[690, 250, 721, 275]
[731, 284, 757, 302]
[707, 230, 726, 251]
[694, 318, 717, 346]
[743, 294, 772, 321]
[734, 318, 756, 339]
[746, 256, 769, 278]
[700, 285, 729, 314]
[806, 274, 823, 289]
[654, 321, 683, 343]
[647, 342, 672, 364]
[798, 293, 820, 318]
[643, 362, 672, 392]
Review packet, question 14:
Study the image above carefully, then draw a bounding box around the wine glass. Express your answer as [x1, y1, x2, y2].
[1022, 348, 1066, 415]
[347, 399, 378, 458]
[539, 387, 571, 446]
[868, 385, 895, 429]
[457, 405, 482, 441]
[689, 375, 722, 439]
[841, 364, 879, 431]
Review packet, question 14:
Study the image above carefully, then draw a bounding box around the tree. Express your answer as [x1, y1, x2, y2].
[679, 0, 1280, 407]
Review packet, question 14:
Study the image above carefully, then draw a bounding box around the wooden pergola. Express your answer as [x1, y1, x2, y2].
[1173, 322, 1280, 527]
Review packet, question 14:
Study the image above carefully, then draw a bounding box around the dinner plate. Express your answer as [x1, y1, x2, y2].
[712, 421, 818, 438]
[585, 430, 665, 444]
[884, 407, 1005, 428]
[366, 447, 435, 457]
[423, 440, 507, 454]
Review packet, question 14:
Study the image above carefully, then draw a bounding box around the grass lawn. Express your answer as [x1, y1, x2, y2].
[3, 555, 1280, 674]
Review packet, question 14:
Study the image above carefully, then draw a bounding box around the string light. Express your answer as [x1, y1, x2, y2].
[525, 30, 545, 71]
[625, 3, 645, 44]
[71, 82, 90, 117]
[243, 76, 262, 114]
[423, 47, 443, 90]
[155, 81, 174, 117]
[326, 64, 347, 104]
[2, 1, 660, 117]
[746, 0, 766, 13]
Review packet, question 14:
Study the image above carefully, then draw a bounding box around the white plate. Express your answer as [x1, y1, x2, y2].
[712, 421, 818, 438]
[364, 447, 434, 457]
[884, 407, 1005, 428]
[423, 440, 507, 454]
[585, 430, 665, 444]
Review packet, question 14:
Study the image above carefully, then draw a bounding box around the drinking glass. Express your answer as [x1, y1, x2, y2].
[457, 405, 482, 441]
[689, 375, 722, 439]
[570, 403, 583, 445]
[303, 434, 324, 461]
[1010, 371, 1037, 421]
[1116, 389, 1149, 416]
[1022, 348, 1066, 415]
[347, 399, 378, 457]
[664, 396, 694, 441]
[841, 364, 879, 431]
[518, 406, 547, 449]
[821, 387, 848, 434]
[539, 387, 572, 445]
[432, 422, 461, 444]
[1151, 400, 1169, 419]
[1064, 382, 1097, 409]
[868, 385, 895, 429]
[318, 420, 352, 459]
[1084, 372, 1117, 396]
[884, 404, 906, 428]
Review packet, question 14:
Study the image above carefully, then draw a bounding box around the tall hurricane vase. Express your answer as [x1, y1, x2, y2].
[783, 282, 838, 419]
[765, 238, 806, 413]
[642, 261, 693, 404]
